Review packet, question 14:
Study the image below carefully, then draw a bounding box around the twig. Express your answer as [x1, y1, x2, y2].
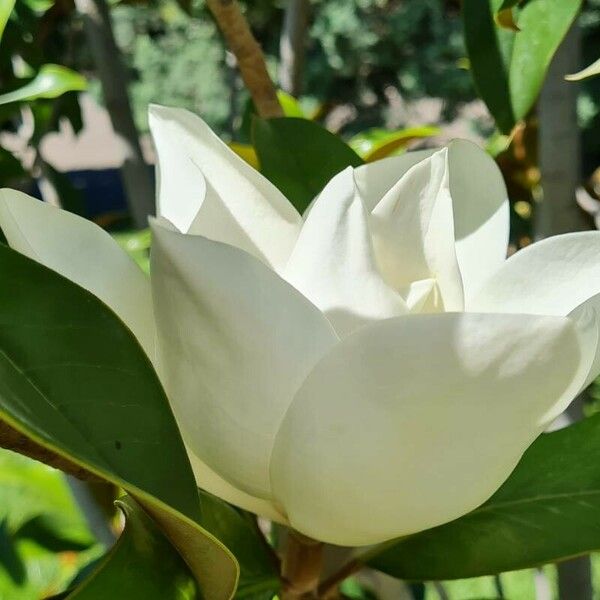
[281, 531, 323, 599]
[206, 0, 283, 118]
[317, 558, 362, 598]
[0, 419, 101, 482]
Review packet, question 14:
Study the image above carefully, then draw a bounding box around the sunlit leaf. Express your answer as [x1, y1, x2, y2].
[349, 126, 440, 162]
[112, 229, 151, 273]
[0, 0, 15, 41]
[0, 450, 97, 598]
[464, 0, 583, 133]
[276, 90, 305, 118]
[0, 64, 86, 106]
[368, 413, 600, 579]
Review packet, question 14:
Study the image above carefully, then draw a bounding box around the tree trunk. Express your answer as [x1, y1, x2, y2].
[279, 0, 310, 97]
[536, 23, 586, 237]
[74, 0, 154, 228]
[537, 22, 593, 600]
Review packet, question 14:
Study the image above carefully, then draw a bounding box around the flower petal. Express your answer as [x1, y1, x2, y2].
[354, 148, 435, 211]
[270, 312, 592, 546]
[356, 141, 509, 300]
[187, 451, 288, 525]
[148, 105, 302, 270]
[471, 232, 600, 388]
[569, 294, 600, 389]
[446, 140, 509, 299]
[471, 232, 600, 316]
[150, 221, 338, 499]
[371, 148, 464, 311]
[0, 189, 154, 356]
[283, 167, 408, 337]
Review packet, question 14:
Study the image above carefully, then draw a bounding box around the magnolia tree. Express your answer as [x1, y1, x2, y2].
[0, 0, 598, 599]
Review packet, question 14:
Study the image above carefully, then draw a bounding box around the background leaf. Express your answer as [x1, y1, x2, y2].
[0, 244, 237, 599]
[0, 449, 99, 599]
[65, 496, 198, 600]
[464, 0, 583, 133]
[348, 126, 440, 162]
[368, 414, 600, 580]
[252, 117, 363, 213]
[0, 64, 86, 106]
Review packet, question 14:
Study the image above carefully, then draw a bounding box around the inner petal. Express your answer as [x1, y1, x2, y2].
[283, 167, 408, 337]
[371, 148, 464, 312]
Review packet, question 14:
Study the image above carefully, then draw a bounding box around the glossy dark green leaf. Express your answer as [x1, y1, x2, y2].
[252, 117, 363, 214]
[0, 245, 238, 598]
[198, 490, 280, 599]
[65, 496, 198, 599]
[368, 414, 600, 580]
[0, 64, 86, 106]
[464, 0, 582, 133]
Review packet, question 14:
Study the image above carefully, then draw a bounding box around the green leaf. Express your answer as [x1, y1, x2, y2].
[464, 0, 583, 133]
[0, 449, 97, 598]
[252, 117, 363, 214]
[0, 245, 238, 599]
[0, 449, 93, 547]
[65, 496, 198, 599]
[198, 490, 280, 599]
[112, 229, 151, 274]
[349, 126, 440, 162]
[276, 91, 305, 118]
[566, 56, 600, 82]
[0, 64, 86, 106]
[368, 414, 600, 580]
[0, 0, 15, 42]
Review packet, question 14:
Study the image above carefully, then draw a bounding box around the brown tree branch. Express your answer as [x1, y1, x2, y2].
[0, 419, 102, 482]
[206, 0, 283, 118]
[281, 531, 324, 599]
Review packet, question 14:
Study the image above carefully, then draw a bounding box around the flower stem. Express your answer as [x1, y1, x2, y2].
[281, 531, 324, 599]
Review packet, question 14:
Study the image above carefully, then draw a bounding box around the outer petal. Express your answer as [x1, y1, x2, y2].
[187, 452, 289, 525]
[270, 312, 592, 546]
[0, 189, 154, 356]
[356, 141, 509, 299]
[371, 148, 464, 311]
[150, 221, 338, 499]
[283, 167, 408, 337]
[471, 232, 600, 315]
[472, 232, 600, 387]
[148, 105, 302, 271]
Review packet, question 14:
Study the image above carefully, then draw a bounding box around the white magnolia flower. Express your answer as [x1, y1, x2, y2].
[1, 105, 599, 547]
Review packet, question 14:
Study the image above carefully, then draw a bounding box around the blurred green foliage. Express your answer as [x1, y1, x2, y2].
[0, 449, 100, 599]
[111, 0, 473, 137]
